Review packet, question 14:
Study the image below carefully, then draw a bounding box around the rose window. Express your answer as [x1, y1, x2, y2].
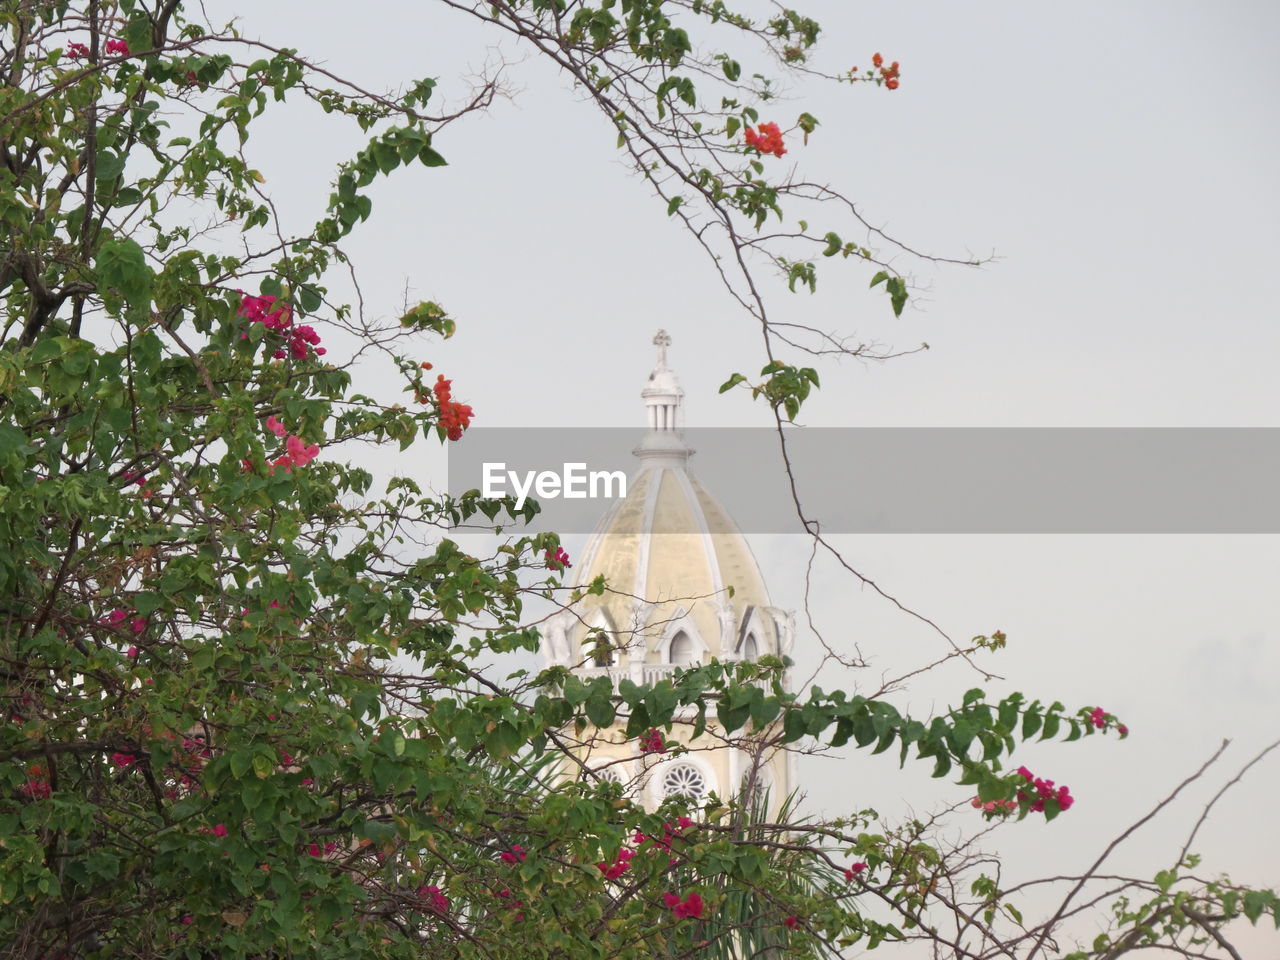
[661, 762, 707, 799]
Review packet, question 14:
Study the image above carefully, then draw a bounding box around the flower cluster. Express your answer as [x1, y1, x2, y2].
[431, 375, 474, 442]
[663, 891, 704, 919]
[20, 764, 52, 800]
[498, 844, 527, 865]
[971, 796, 1019, 816]
[199, 824, 228, 838]
[495, 887, 524, 921]
[307, 841, 339, 858]
[597, 847, 634, 880]
[843, 861, 867, 881]
[258, 415, 321, 473]
[1015, 765, 1074, 813]
[873, 52, 900, 90]
[744, 121, 787, 158]
[545, 546, 572, 570]
[638, 728, 665, 754]
[100, 607, 147, 636]
[784, 915, 801, 929]
[417, 884, 450, 915]
[1088, 705, 1127, 735]
[67, 42, 90, 59]
[105, 38, 130, 56]
[634, 816, 695, 852]
[110, 751, 138, 769]
[238, 293, 326, 361]
[850, 53, 901, 89]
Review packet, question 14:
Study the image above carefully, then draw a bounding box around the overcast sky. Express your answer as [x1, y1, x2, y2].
[207, 1, 1279, 953]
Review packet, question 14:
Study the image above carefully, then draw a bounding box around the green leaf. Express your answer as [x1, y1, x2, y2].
[418, 146, 448, 167]
[718, 372, 746, 394]
[95, 237, 153, 307]
[95, 150, 126, 182]
[585, 694, 615, 728]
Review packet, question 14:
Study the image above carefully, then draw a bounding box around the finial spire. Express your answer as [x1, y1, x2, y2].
[638, 329, 687, 454]
[653, 329, 671, 369]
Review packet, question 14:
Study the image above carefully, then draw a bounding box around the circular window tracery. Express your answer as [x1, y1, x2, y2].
[661, 762, 707, 799]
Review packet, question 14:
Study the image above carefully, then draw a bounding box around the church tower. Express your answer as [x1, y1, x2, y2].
[540, 332, 796, 811]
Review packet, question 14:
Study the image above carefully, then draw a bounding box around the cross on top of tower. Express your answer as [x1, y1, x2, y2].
[653, 329, 671, 368]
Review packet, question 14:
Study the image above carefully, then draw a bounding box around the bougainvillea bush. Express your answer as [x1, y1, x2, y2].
[1, 2, 1275, 958]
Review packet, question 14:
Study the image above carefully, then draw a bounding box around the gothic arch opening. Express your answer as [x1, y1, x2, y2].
[668, 630, 696, 665]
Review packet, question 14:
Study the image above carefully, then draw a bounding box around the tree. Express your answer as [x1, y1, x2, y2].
[1, 1, 1275, 958]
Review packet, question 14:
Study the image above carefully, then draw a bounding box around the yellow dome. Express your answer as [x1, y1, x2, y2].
[540, 331, 794, 680]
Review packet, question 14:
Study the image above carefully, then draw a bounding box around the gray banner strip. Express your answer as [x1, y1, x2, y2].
[443, 428, 1280, 534]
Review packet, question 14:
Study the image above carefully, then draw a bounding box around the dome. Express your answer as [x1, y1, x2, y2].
[540, 331, 795, 682]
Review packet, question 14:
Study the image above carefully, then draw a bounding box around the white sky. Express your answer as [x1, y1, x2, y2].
[207, 1, 1279, 953]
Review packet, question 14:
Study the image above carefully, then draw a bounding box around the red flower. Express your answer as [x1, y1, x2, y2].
[843, 861, 867, 880]
[417, 884, 450, 914]
[20, 765, 52, 800]
[638, 728, 666, 754]
[743, 121, 787, 159]
[1089, 706, 1106, 729]
[885, 78, 899, 90]
[597, 847, 635, 880]
[432, 375, 475, 441]
[872, 52, 884, 68]
[784, 915, 801, 929]
[1118, 723, 1129, 736]
[104, 38, 130, 56]
[67, 42, 90, 59]
[499, 844, 527, 864]
[545, 546, 572, 570]
[663, 891, 704, 919]
[111, 752, 138, 768]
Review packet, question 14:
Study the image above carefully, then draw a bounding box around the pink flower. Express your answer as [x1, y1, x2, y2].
[1089, 706, 1106, 729]
[784, 915, 801, 929]
[103, 609, 129, 626]
[496, 887, 525, 921]
[1117, 723, 1129, 736]
[843, 862, 867, 880]
[129, 618, 147, 635]
[104, 38, 130, 56]
[67, 42, 90, 59]
[126, 646, 139, 658]
[545, 546, 572, 570]
[499, 844, 527, 864]
[417, 884, 450, 914]
[265, 415, 287, 437]
[111, 752, 137, 768]
[285, 434, 320, 467]
[639, 728, 665, 754]
[181, 915, 194, 925]
[1016, 766, 1034, 781]
[663, 891, 704, 919]
[597, 847, 634, 880]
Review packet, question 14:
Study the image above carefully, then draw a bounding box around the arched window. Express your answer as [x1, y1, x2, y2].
[588, 763, 625, 785]
[661, 762, 707, 799]
[741, 633, 759, 661]
[668, 630, 696, 665]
